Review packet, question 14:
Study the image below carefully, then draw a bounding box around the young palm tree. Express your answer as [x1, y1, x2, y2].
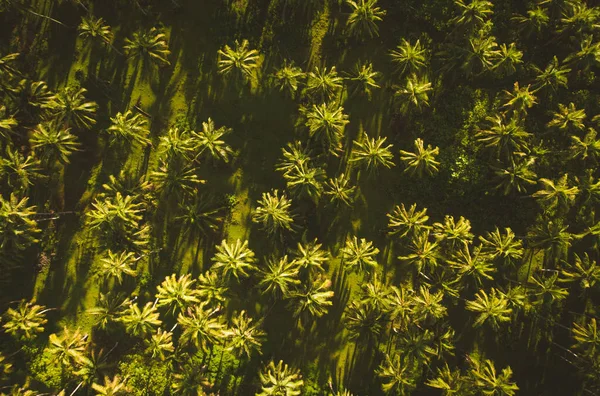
[171, 357, 212, 395]
[252, 189, 295, 236]
[377, 354, 416, 395]
[98, 250, 137, 284]
[2, 300, 48, 341]
[348, 62, 380, 99]
[469, 359, 518, 396]
[0, 193, 40, 254]
[345, 0, 386, 38]
[145, 329, 174, 360]
[386, 203, 430, 239]
[217, 39, 260, 82]
[30, 122, 80, 165]
[222, 310, 265, 358]
[532, 174, 579, 214]
[0, 146, 43, 193]
[272, 61, 305, 97]
[532, 56, 570, 92]
[399, 138, 440, 177]
[501, 82, 537, 116]
[305, 66, 344, 102]
[177, 302, 223, 352]
[479, 227, 524, 266]
[350, 131, 395, 173]
[287, 277, 334, 320]
[475, 114, 532, 160]
[547, 102, 586, 133]
[78, 15, 113, 46]
[211, 239, 257, 281]
[492, 157, 537, 195]
[395, 74, 432, 112]
[341, 236, 379, 274]
[323, 173, 356, 207]
[292, 239, 328, 273]
[432, 215, 474, 249]
[155, 274, 201, 315]
[465, 288, 512, 329]
[91, 375, 129, 396]
[451, 0, 493, 30]
[561, 253, 600, 290]
[106, 110, 150, 146]
[124, 27, 171, 67]
[50, 87, 98, 130]
[258, 360, 303, 396]
[398, 231, 440, 273]
[47, 326, 89, 367]
[397, 326, 437, 365]
[118, 301, 161, 338]
[258, 256, 301, 299]
[305, 102, 349, 154]
[389, 39, 427, 76]
[192, 118, 234, 164]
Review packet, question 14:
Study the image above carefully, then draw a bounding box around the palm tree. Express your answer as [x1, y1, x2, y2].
[350, 131, 395, 173]
[171, 357, 212, 395]
[0, 146, 43, 192]
[470, 359, 518, 396]
[305, 102, 349, 154]
[396, 327, 436, 365]
[344, 301, 383, 344]
[257, 360, 303, 396]
[547, 102, 586, 133]
[2, 300, 48, 341]
[91, 375, 129, 396]
[177, 302, 223, 352]
[252, 189, 295, 236]
[399, 138, 440, 177]
[9, 79, 55, 120]
[493, 43, 522, 76]
[559, 1, 599, 36]
[151, 161, 205, 200]
[527, 219, 573, 268]
[292, 239, 328, 273]
[272, 61, 305, 97]
[447, 245, 495, 287]
[0, 106, 18, 140]
[86, 192, 145, 247]
[432, 215, 474, 249]
[157, 126, 194, 163]
[532, 174, 579, 214]
[276, 141, 311, 175]
[345, 0, 386, 38]
[282, 162, 325, 201]
[377, 354, 416, 395]
[287, 277, 334, 320]
[564, 35, 600, 71]
[323, 173, 356, 207]
[532, 56, 570, 92]
[475, 114, 532, 160]
[305, 66, 344, 102]
[451, 0, 493, 30]
[144, 329, 174, 360]
[87, 292, 127, 330]
[461, 34, 500, 76]
[348, 62, 380, 99]
[531, 272, 569, 306]
[156, 274, 200, 315]
[492, 156, 537, 195]
[0, 193, 40, 254]
[258, 256, 301, 299]
[192, 118, 234, 164]
[217, 39, 260, 82]
[512, 7, 549, 38]
[30, 122, 80, 165]
[0, 352, 13, 380]
[78, 15, 113, 46]
[98, 250, 137, 284]
[479, 227, 524, 266]
[501, 82, 537, 116]
[465, 288, 512, 329]
[118, 301, 161, 338]
[398, 231, 440, 273]
[176, 196, 225, 241]
[124, 27, 171, 67]
[47, 326, 89, 367]
[569, 128, 600, 162]
[411, 285, 447, 323]
[341, 236, 379, 274]
[50, 87, 98, 130]
[387, 203, 430, 239]
[197, 270, 228, 307]
[395, 74, 432, 112]
[211, 239, 257, 281]
[106, 110, 150, 146]
[359, 274, 391, 312]
[572, 318, 600, 358]
[222, 310, 265, 358]
[388, 285, 414, 331]
[389, 39, 427, 76]
[426, 363, 466, 395]
[561, 253, 600, 290]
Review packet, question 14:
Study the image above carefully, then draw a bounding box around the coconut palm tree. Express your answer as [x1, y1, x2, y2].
[106, 110, 150, 146]
[157, 126, 194, 163]
[151, 161, 205, 200]
[222, 310, 265, 358]
[561, 253, 600, 290]
[257, 360, 303, 396]
[479, 227, 524, 266]
[341, 236, 379, 274]
[282, 162, 325, 201]
[512, 7, 549, 38]
[432, 215, 474, 250]
[398, 231, 440, 273]
[144, 329, 174, 360]
[78, 15, 113, 46]
[50, 87, 98, 130]
[569, 128, 600, 162]
[492, 156, 537, 195]
[86, 192, 145, 247]
[30, 122, 80, 165]
[397, 326, 437, 365]
[559, 1, 599, 36]
[532, 56, 570, 92]
[0, 193, 40, 254]
[395, 74, 432, 112]
[411, 285, 447, 323]
[350, 131, 395, 173]
[0, 146, 43, 193]
[451, 0, 493, 30]
[305, 66, 344, 102]
[0, 106, 17, 140]
[9, 79, 55, 121]
[192, 118, 234, 164]
[118, 300, 161, 338]
[377, 353, 417, 395]
[258, 256, 301, 299]
[527, 219, 573, 268]
[197, 270, 228, 307]
[272, 61, 305, 97]
[387, 203, 430, 239]
[547, 102, 586, 133]
[2, 300, 48, 341]
[359, 274, 391, 313]
[475, 114, 532, 160]
[276, 141, 311, 176]
[98, 250, 137, 285]
[252, 189, 295, 236]
[87, 292, 128, 330]
[469, 359, 518, 396]
[323, 173, 356, 207]
[399, 138, 440, 177]
[91, 375, 129, 396]
[348, 62, 380, 99]
[211, 239, 257, 281]
[532, 174, 579, 214]
[531, 272, 569, 306]
[47, 326, 89, 367]
[287, 277, 334, 320]
[171, 357, 212, 395]
[448, 245, 495, 287]
[493, 43, 523, 76]
[572, 318, 600, 358]
[388, 285, 414, 331]
[465, 288, 512, 329]
[305, 102, 349, 154]
[124, 27, 171, 67]
[292, 239, 328, 273]
[461, 34, 500, 76]
[217, 39, 260, 82]
[564, 35, 600, 71]
[389, 39, 427, 76]
[345, 0, 386, 38]
[426, 364, 466, 395]
[156, 274, 200, 315]
[176, 195, 225, 241]
[345, 300, 383, 345]
[501, 82, 537, 116]
[177, 302, 223, 352]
